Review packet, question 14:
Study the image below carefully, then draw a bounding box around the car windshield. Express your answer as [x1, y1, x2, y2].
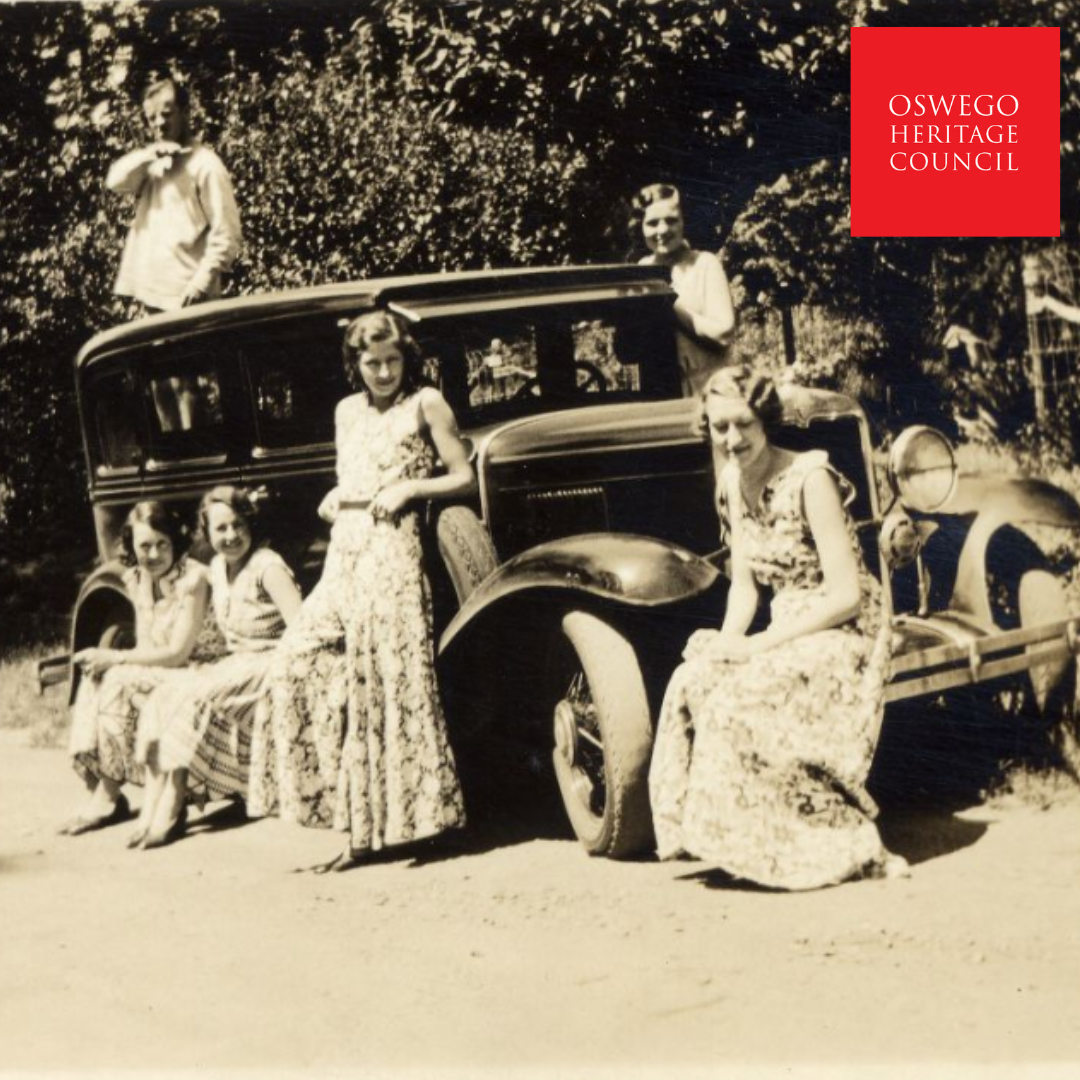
[419, 298, 682, 428]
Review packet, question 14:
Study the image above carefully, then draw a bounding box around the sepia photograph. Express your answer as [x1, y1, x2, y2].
[1, 2, 1079, 1077]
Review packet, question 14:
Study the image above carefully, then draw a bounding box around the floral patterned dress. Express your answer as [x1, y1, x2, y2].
[648, 450, 891, 890]
[248, 390, 465, 852]
[137, 546, 296, 803]
[69, 557, 214, 788]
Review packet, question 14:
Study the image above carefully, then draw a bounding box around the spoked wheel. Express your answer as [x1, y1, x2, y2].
[552, 611, 655, 859]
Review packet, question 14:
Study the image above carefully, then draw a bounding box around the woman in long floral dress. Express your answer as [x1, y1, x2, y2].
[61, 501, 212, 836]
[132, 485, 303, 849]
[648, 366, 908, 890]
[249, 312, 476, 870]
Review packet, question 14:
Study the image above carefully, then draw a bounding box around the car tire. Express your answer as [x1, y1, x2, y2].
[1019, 568, 1080, 771]
[552, 610, 655, 859]
[67, 609, 135, 704]
[437, 506, 498, 604]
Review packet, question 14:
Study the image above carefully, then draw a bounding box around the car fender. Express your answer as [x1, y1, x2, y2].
[70, 561, 134, 651]
[46, 562, 135, 704]
[438, 533, 720, 654]
[947, 475, 1080, 623]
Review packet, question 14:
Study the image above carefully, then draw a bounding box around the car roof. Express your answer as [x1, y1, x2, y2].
[76, 264, 674, 371]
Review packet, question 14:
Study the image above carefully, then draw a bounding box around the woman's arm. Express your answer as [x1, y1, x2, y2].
[182, 152, 243, 305]
[372, 388, 477, 517]
[262, 561, 303, 626]
[719, 522, 760, 638]
[1028, 293, 1080, 325]
[317, 486, 340, 523]
[673, 252, 735, 348]
[75, 575, 211, 676]
[751, 468, 863, 651]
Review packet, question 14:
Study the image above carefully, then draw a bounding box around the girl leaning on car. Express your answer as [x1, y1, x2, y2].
[248, 311, 477, 873]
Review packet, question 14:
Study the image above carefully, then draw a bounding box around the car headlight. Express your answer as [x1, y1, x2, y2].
[889, 426, 957, 512]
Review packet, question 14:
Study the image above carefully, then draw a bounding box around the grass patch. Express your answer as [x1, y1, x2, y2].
[0, 646, 70, 749]
[983, 760, 1080, 811]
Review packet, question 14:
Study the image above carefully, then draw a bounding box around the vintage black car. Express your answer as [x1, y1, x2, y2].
[55, 265, 1080, 857]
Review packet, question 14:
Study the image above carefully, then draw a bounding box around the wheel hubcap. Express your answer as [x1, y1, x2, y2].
[553, 674, 604, 814]
[554, 699, 579, 764]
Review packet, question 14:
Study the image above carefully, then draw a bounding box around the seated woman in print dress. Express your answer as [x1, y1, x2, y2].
[133, 485, 303, 848]
[61, 501, 212, 836]
[648, 366, 909, 890]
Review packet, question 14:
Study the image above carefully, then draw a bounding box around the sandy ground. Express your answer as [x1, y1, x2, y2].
[2, 727, 1080, 1077]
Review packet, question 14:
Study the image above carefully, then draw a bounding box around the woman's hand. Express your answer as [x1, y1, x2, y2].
[73, 648, 122, 680]
[683, 629, 765, 664]
[709, 635, 763, 663]
[317, 488, 340, 524]
[372, 481, 417, 522]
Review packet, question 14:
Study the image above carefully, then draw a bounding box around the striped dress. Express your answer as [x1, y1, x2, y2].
[139, 546, 295, 802]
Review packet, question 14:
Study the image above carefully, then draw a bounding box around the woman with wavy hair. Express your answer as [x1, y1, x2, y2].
[250, 312, 476, 871]
[61, 501, 211, 836]
[629, 182, 735, 396]
[648, 366, 907, 889]
[133, 485, 302, 848]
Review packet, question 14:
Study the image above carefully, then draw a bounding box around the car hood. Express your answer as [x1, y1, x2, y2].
[474, 385, 863, 463]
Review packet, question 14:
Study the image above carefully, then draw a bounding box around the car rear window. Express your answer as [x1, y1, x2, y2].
[87, 367, 141, 472]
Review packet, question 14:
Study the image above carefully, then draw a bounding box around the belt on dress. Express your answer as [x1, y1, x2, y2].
[339, 499, 372, 512]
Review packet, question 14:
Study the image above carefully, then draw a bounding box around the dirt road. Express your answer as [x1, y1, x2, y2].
[2, 727, 1080, 1074]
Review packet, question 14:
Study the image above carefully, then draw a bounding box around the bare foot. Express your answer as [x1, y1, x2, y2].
[58, 792, 131, 836]
[126, 826, 149, 850]
[883, 853, 911, 880]
[141, 806, 187, 850]
[141, 769, 189, 850]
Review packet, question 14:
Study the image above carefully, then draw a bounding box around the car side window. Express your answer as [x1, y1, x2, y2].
[143, 346, 231, 464]
[147, 370, 224, 435]
[573, 318, 642, 393]
[243, 321, 348, 451]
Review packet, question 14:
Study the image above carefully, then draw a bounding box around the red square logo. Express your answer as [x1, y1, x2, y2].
[851, 27, 1060, 237]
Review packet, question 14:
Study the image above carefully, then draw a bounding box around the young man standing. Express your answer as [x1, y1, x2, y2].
[107, 71, 242, 315]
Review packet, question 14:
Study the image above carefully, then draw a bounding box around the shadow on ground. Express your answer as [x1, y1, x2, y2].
[876, 809, 988, 866]
[868, 685, 1061, 813]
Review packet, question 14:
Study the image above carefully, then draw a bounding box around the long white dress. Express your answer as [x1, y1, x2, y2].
[648, 451, 891, 890]
[249, 390, 465, 852]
